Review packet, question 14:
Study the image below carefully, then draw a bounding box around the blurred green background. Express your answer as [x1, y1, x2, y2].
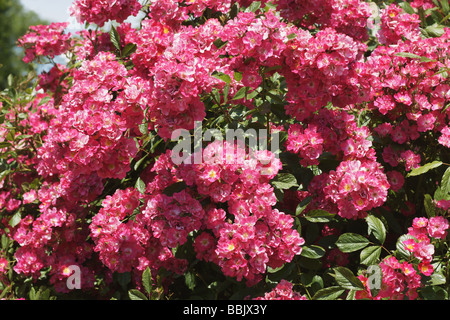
[0, 0, 48, 89]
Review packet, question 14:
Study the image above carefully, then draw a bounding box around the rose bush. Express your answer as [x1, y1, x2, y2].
[0, 0, 449, 300]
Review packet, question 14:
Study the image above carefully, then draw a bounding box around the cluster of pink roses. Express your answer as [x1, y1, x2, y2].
[2, 0, 449, 300]
[69, 0, 142, 27]
[17, 22, 71, 63]
[285, 107, 390, 220]
[253, 279, 307, 300]
[356, 216, 449, 300]
[324, 159, 390, 220]
[404, 216, 449, 264]
[357, 256, 423, 300]
[36, 52, 144, 209]
[274, 0, 372, 41]
[282, 27, 369, 122]
[149, 142, 304, 285]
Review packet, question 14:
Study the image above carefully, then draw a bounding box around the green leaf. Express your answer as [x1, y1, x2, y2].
[392, 49, 432, 62]
[163, 181, 187, 196]
[213, 38, 228, 50]
[135, 177, 146, 194]
[139, 122, 148, 135]
[425, 272, 446, 286]
[9, 211, 21, 228]
[312, 286, 345, 300]
[304, 209, 336, 223]
[134, 154, 149, 171]
[7, 74, 14, 88]
[442, 0, 450, 14]
[212, 72, 232, 84]
[300, 273, 323, 289]
[396, 234, 415, 259]
[441, 12, 450, 24]
[246, 1, 261, 12]
[271, 173, 299, 190]
[420, 286, 448, 300]
[142, 267, 152, 297]
[295, 197, 312, 216]
[424, 25, 445, 38]
[267, 265, 284, 274]
[6, 129, 15, 142]
[264, 2, 277, 11]
[333, 267, 365, 291]
[185, 271, 196, 290]
[424, 194, 436, 217]
[360, 246, 382, 266]
[109, 25, 121, 52]
[399, 2, 415, 14]
[128, 289, 148, 300]
[434, 186, 449, 201]
[1, 234, 9, 250]
[223, 83, 230, 103]
[37, 287, 51, 300]
[246, 89, 259, 100]
[433, 67, 450, 78]
[122, 43, 137, 57]
[346, 289, 357, 300]
[29, 287, 37, 300]
[365, 215, 386, 244]
[301, 245, 326, 259]
[231, 87, 248, 100]
[287, 33, 297, 40]
[336, 233, 370, 253]
[37, 95, 52, 106]
[421, 56, 435, 62]
[440, 167, 450, 195]
[394, 52, 423, 59]
[233, 72, 243, 82]
[406, 161, 443, 177]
